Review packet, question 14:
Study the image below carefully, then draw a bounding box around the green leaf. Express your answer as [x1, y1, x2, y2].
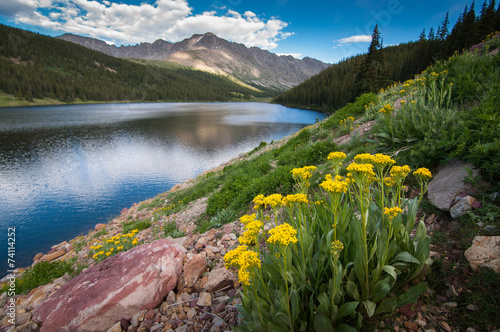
[392, 251, 421, 265]
[374, 297, 395, 315]
[334, 301, 359, 323]
[336, 324, 358, 332]
[317, 292, 330, 313]
[371, 279, 391, 303]
[290, 289, 299, 323]
[382, 265, 398, 281]
[363, 300, 376, 317]
[346, 280, 360, 301]
[395, 282, 428, 308]
[314, 312, 334, 332]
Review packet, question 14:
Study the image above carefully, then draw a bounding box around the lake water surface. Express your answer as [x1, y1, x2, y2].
[0, 102, 324, 272]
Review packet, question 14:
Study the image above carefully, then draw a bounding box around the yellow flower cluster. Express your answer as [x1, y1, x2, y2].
[330, 240, 344, 258]
[238, 217, 263, 246]
[390, 165, 411, 180]
[224, 245, 261, 285]
[264, 193, 284, 209]
[267, 223, 298, 246]
[282, 194, 309, 207]
[240, 214, 257, 225]
[378, 104, 394, 114]
[327, 151, 347, 162]
[413, 167, 432, 180]
[90, 229, 140, 261]
[346, 162, 376, 177]
[383, 176, 396, 187]
[291, 166, 317, 181]
[320, 174, 349, 194]
[383, 207, 403, 220]
[253, 194, 266, 210]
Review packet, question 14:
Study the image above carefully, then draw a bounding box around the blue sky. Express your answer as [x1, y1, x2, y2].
[0, 0, 477, 63]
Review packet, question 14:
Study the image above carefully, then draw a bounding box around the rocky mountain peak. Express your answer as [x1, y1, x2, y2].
[56, 32, 330, 90]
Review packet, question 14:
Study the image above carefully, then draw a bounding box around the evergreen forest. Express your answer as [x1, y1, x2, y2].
[0, 24, 275, 104]
[273, 1, 500, 112]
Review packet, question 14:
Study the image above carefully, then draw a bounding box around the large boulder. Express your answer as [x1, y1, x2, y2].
[427, 159, 479, 211]
[32, 239, 184, 332]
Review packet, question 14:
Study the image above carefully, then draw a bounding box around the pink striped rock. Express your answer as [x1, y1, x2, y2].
[32, 239, 184, 332]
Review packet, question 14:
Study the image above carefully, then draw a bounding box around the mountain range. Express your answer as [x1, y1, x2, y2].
[56, 32, 330, 90]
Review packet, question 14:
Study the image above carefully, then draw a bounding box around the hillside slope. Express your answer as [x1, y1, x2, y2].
[57, 32, 330, 90]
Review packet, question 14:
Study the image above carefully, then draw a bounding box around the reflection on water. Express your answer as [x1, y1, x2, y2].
[0, 102, 324, 270]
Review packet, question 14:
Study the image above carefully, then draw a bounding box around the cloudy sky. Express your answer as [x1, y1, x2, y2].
[0, 0, 476, 63]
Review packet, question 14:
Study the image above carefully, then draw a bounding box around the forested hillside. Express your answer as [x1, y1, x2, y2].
[0, 25, 275, 104]
[274, 1, 500, 112]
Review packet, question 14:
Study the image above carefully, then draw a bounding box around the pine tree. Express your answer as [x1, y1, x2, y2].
[352, 25, 390, 98]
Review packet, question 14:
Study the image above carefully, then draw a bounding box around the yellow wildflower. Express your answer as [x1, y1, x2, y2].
[239, 214, 257, 225]
[384, 207, 403, 220]
[371, 153, 396, 168]
[224, 245, 248, 268]
[320, 175, 349, 194]
[390, 165, 411, 180]
[282, 194, 309, 207]
[327, 151, 346, 162]
[413, 167, 432, 180]
[106, 252, 111, 256]
[253, 194, 266, 210]
[267, 223, 298, 246]
[346, 162, 376, 177]
[330, 240, 344, 258]
[264, 194, 284, 209]
[383, 176, 396, 187]
[291, 166, 317, 181]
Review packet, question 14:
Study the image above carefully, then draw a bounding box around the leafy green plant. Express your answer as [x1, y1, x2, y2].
[163, 220, 186, 238]
[225, 152, 432, 331]
[1, 261, 76, 295]
[122, 220, 151, 234]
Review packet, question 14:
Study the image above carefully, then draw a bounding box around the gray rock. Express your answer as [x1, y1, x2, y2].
[450, 196, 476, 218]
[427, 159, 479, 211]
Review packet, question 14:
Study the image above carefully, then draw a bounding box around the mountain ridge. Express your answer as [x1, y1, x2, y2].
[56, 32, 330, 90]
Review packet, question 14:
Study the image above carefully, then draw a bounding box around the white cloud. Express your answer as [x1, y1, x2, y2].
[276, 53, 302, 59]
[336, 34, 372, 44]
[2, 0, 291, 50]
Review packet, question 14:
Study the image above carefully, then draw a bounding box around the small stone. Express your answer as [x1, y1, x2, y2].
[442, 302, 458, 308]
[404, 321, 418, 331]
[106, 322, 122, 332]
[446, 285, 459, 298]
[215, 302, 225, 313]
[167, 290, 176, 305]
[204, 268, 237, 293]
[415, 319, 427, 327]
[440, 321, 452, 332]
[145, 309, 156, 320]
[466, 328, 477, 332]
[484, 225, 497, 232]
[212, 316, 225, 327]
[187, 308, 197, 320]
[466, 304, 479, 311]
[183, 254, 207, 288]
[197, 292, 212, 307]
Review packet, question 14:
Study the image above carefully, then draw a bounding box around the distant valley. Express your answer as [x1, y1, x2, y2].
[56, 32, 329, 91]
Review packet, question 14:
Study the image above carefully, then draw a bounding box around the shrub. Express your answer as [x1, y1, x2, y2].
[122, 220, 151, 234]
[163, 220, 186, 238]
[225, 153, 432, 331]
[1, 261, 75, 295]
